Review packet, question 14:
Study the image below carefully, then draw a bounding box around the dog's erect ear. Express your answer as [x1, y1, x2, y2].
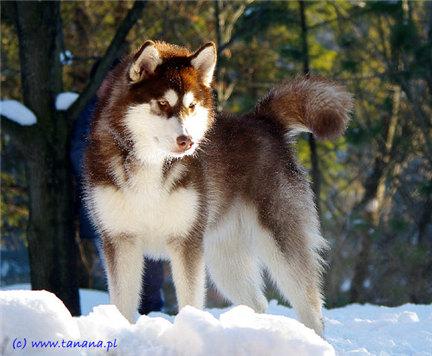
[129, 40, 162, 83]
[190, 42, 217, 87]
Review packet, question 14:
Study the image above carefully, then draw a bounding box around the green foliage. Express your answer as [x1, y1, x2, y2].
[1, 21, 21, 99]
[1, 0, 431, 307]
[1, 168, 28, 249]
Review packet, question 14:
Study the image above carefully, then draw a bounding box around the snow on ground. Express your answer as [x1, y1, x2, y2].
[0, 100, 37, 125]
[0, 289, 332, 356]
[0, 284, 109, 316]
[56, 92, 79, 111]
[267, 300, 432, 355]
[0, 285, 431, 356]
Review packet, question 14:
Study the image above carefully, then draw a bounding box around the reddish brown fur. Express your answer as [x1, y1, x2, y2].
[85, 41, 214, 187]
[83, 41, 353, 335]
[84, 41, 353, 280]
[257, 76, 353, 140]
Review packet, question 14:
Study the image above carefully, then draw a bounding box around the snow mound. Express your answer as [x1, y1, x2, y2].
[1, 287, 431, 355]
[323, 303, 432, 355]
[0, 100, 37, 125]
[0, 290, 334, 356]
[0, 290, 80, 342]
[56, 92, 79, 110]
[0, 283, 109, 316]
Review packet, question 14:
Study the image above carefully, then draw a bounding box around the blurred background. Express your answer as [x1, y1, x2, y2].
[1, 0, 431, 316]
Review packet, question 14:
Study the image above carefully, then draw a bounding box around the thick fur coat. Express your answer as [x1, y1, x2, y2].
[84, 40, 353, 336]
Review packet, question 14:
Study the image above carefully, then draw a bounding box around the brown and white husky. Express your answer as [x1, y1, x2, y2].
[84, 40, 353, 336]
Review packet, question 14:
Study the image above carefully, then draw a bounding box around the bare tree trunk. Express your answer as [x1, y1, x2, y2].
[419, 0, 432, 96]
[213, 0, 251, 111]
[349, 86, 401, 303]
[299, 0, 321, 219]
[213, 0, 223, 111]
[417, 196, 432, 247]
[14, 1, 80, 315]
[1, 1, 147, 315]
[408, 193, 432, 303]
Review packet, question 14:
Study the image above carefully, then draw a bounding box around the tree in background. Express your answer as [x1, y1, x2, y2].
[1, 0, 146, 314]
[1, 0, 431, 312]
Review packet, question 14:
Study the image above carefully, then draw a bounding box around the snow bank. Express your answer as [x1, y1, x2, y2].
[0, 291, 80, 342]
[323, 303, 432, 355]
[0, 283, 109, 316]
[1, 287, 431, 355]
[56, 92, 79, 111]
[0, 290, 333, 356]
[266, 300, 432, 355]
[0, 100, 37, 126]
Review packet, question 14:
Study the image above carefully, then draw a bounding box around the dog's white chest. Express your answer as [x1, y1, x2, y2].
[90, 163, 199, 247]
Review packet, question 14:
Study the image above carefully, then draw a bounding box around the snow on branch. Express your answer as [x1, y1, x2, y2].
[56, 92, 79, 111]
[0, 100, 37, 126]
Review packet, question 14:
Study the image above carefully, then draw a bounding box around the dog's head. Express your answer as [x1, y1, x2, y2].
[111, 40, 216, 163]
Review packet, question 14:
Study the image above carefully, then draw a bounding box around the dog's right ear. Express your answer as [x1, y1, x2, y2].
[191, 42, 217, 87]
[129, 41, 161, 83]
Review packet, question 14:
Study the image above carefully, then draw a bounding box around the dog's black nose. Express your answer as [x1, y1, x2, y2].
[176, 135, 193, 151]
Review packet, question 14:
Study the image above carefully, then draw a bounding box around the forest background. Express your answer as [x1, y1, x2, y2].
[1, 0, 431, 315]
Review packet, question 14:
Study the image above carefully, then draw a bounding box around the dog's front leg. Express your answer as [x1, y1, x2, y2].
[168, 238, 206, 311]
[102, 235, 144, 322]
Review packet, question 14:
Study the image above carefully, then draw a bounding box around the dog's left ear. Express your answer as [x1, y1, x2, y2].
[129, 40, 161, 83]
[191, 42, 217, 87]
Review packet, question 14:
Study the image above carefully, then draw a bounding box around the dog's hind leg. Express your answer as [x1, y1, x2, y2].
[257, 198, 327, 336]
[261, 240, 325, 335]
[102, 235, 144, 322]
[204, 203, 267, 313]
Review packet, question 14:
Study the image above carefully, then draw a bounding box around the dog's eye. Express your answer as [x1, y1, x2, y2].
[158, 100, 168, 107]
[189, 102, 196, 110]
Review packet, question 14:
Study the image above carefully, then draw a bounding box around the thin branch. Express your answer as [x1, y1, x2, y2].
[400, 80, 432, 166]
[1, 114, 32, 154]
[218, 1, 257, 55]
[66, 0, 147, 123]
[1, 115, 25, 138]
[224, 1, 253, 44]
[308, 6, 375, 31]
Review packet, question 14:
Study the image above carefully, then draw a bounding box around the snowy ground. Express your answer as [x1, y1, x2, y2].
[1, 285, 431, 355]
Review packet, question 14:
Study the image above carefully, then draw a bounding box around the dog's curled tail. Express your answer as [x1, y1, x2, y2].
[256, 76, 354, 140]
